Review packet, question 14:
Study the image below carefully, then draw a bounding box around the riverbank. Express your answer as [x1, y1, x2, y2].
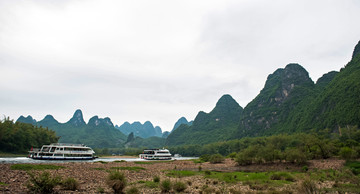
[0, 153, 27, 157]
[1, 158, 358, 193]
[99, 155, 138, 159]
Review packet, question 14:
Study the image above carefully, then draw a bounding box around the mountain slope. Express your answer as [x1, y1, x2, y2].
[171, 117, 193, 132]
[16, 109, 126, 148]
[237, 63, 315, 137]
[166, 94, 243, 146]
[115, 121, 163, 138]
[295, 43, 360, 130]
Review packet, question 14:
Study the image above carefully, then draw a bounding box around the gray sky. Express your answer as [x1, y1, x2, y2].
[1, 0, 360, 132]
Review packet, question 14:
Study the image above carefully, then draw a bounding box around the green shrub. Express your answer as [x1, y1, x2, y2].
[126, 187, 140, 194]
[204, 170, 212, 175]
[198, 165, 202, 171]
[209, 154, 225, 164]
[97, 187, 105, 193]
[270, 173, 282, 180]
[345, 161, 360, 175]
[235, 152, 252, 165]
[173, 181, 187, 192]
[26, 171, 62, 194]
[284, 148, 307, 164]
[106, 171, 127, 193]
[227, 152, 237, 159]
[61, 177, 79, 191]
[270, 172, 295, 182]
[160, 179, 172, 193]
[298, 179, 318, 194]
[200, 154, 211, 162]
[153, 176, 160, 183]
[144, 181, 158, 188]
[302, 165, 309, 172]
[339, 147, 357, 160]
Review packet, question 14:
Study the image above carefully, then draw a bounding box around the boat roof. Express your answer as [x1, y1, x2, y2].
[45, 143, 89, 147]
[143, 148, 169, 151]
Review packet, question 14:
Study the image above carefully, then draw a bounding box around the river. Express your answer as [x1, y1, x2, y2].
[0, 157, 198, 164]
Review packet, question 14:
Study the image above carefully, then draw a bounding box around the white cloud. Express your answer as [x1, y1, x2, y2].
[1, 0, 360, 131]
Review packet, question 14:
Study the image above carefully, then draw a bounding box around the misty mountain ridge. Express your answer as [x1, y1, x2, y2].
[16, 109, 126, 148]
[171, 117, 193, 132]
[115, 121, 163, 138]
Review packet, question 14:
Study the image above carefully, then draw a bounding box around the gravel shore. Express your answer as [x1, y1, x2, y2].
[0, 158, 345, 193]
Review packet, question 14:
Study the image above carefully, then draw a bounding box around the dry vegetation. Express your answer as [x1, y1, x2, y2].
[0, 158, 359, 193]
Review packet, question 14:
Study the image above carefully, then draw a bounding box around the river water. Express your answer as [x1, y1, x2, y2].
[0, 157, 198, 164]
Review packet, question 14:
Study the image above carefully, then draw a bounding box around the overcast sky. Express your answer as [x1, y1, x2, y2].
[1, 0, 360, 132]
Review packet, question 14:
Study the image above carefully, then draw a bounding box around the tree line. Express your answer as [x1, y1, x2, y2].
[170, 127, 360, 163]
[0, 117, 59, 153]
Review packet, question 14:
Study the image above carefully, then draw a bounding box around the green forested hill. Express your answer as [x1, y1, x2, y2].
[237, 63, 315, 137]
[290, 51, 360, 131]
[166, 41, 360, 146]
[16, 110, 126, 148]
[165, 94, 243, 146]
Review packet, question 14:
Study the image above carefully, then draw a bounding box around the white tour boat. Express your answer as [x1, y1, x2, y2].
[139, 148, 172, 160]
[28, 143, 96, 160]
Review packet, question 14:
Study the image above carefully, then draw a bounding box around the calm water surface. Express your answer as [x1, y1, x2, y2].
[0, 157, 198, 164]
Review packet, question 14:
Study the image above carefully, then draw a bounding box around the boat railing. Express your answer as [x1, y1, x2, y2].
[56, 150, 93, 154]
[50, 143, 86, 147]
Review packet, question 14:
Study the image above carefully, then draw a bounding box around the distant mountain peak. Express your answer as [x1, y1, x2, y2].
[171, 117, 192, 132]
[42, 115, 57, 122]
[116, 120, 163, 138]
[67, 109, 86, 126]
[352, 40, 360, 59]
[316, 71, 339, 87]
[214, 94, 240, 110]
[43, 114, 56, 120]
[16, 115, 36, 124]
[263, 63, 313, 104]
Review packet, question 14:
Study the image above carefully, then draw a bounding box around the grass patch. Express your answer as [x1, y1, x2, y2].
[324, 183, 360, 193]
[204, 171, 296, 187]
[113, 160, 126, 163]
[345, 161, 360, 175]
[166, 170, 198, 178]
[144, 181, 159, 188]
[11, 164, 65, 171]
[0, 182, 8, 186]
[110, 166, 146, 172]
[191, 159, 205, 164]
[95, 161, 108, 164]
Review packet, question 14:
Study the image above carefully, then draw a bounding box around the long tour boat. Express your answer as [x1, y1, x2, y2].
[139, 148, 172, 160]
[28, 143, 96, 160]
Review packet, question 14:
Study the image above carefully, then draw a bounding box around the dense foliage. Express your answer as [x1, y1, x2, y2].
[0, 117, 59, 153]
[170, 128, 360, 160]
